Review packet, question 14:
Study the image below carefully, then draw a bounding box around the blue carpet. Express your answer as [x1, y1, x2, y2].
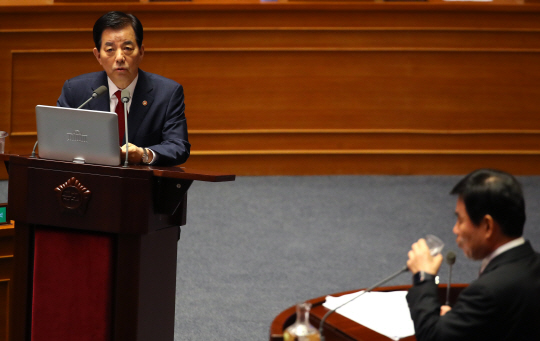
[175, 175, 540, 340]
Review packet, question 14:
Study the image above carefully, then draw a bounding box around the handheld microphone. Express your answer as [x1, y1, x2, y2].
[77, 85, 108, 109]
[121, 89, 130, 167]
[319, 236, 444, 341]
[445, 251, 456, 305]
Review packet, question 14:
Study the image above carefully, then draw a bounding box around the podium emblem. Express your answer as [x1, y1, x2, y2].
[55, 177, 91, 214]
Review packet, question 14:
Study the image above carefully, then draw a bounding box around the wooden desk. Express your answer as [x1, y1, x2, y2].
[270, 284, 467, 341]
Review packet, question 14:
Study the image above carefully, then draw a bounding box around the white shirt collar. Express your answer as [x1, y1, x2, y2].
[479, 237, 525, 274]
[107, 74, 139, 113]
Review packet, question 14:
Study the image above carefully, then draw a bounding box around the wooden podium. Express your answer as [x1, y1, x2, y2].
[2, 155, 234, 341]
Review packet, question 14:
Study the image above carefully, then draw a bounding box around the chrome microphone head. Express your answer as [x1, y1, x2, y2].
[121, 89, 130, 103]
[92, 85, 108, 98]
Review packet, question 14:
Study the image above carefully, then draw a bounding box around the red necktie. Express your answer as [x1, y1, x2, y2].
[115, 90, 126, 145]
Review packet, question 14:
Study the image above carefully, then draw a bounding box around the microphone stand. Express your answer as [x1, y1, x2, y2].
[121, 90, 130, 168]
[445, 264, 452, 305]
[445, 252, 456, 306]
[31, 141, 39, 158]
[77, 96, 95, 110]
[77, 85, 108, 109]
[319, 265, 409, 341]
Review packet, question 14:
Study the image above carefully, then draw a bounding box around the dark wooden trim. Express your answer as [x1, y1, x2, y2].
[6, 156, 234, 341]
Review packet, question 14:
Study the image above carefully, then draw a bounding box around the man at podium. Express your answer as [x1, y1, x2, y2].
[57, 11, 190, 166]
[406, 169, 540, 341]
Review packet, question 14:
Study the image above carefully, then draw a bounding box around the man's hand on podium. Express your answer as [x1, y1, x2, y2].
[120, 143, 153, 164]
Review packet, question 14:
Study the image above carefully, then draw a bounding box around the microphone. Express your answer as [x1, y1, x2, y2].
[121, 89, 130, 167]
[121, 89, 130, 104]
[445, 251, 456, 305]
[319, 236, 444, 341]
[77, 85, 108, 109]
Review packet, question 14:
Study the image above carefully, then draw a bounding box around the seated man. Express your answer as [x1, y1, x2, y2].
[407, 168, 540, 341]
[57, 11, 190, 166]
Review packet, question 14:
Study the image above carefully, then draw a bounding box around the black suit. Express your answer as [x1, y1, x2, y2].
[57, 70, 190, 166]
[407, 241, 540, 341]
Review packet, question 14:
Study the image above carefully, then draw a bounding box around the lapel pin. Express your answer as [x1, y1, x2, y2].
[142, 100, 148, 106]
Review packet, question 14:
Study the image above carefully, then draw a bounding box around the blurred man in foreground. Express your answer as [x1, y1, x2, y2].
[406, 168, 540, 341]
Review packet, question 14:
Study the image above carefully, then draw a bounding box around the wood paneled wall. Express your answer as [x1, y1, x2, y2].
[1, 2, 540, 177]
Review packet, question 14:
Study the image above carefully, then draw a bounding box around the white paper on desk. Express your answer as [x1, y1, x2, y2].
[323, 291, 415, 341]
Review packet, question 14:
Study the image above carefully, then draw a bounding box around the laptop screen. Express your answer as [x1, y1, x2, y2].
[36, 105, 120, 166]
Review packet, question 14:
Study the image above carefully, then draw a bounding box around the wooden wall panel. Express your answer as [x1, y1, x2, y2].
[144, 29, 540, 50]
[186, 153, 540, 175]
[55, 0, 138, 2]
[12, 49, 540, 130]
[189, 131, 540, 151]
[11, 51, 99, 133]
[141, 50, 540, 131]
[2, 3, 540, 176]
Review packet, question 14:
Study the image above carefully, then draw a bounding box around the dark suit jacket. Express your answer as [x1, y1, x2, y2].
[57, 70, 190, 166]
[407, 241, 540, 341]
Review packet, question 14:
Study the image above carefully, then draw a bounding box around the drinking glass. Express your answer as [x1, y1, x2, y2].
[425, 234, 444, 256]
[0, 131, 7, 154]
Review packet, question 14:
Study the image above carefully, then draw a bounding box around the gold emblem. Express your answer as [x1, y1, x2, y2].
[142, 100, 148, 106]
[55, 177, 91, 215]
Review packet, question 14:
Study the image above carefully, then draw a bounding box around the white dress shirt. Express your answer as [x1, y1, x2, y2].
[479, 236, 526, 274]
[106, 75, 157, 164]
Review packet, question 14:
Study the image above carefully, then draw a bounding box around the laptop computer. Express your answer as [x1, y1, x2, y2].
[36, 105, 120, 166]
